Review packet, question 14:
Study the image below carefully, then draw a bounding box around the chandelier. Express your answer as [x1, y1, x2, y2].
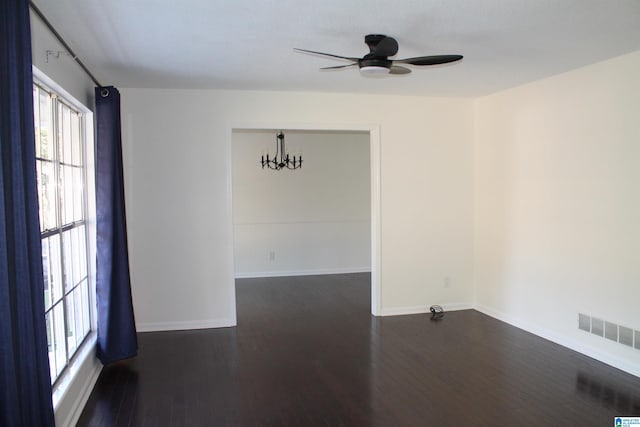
[261, 131, 302, 170]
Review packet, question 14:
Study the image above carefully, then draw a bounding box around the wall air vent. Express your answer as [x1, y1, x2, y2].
[578, 313, 639, 351]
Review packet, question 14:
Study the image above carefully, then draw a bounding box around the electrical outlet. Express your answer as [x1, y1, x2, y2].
[443, 277, 451, 288]
[269, 251, 275, 261]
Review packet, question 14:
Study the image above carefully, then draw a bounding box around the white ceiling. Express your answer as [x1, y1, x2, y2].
[32, 0, 640, 97]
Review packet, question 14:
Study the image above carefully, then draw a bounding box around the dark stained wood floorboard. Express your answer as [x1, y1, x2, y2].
[77, 273, 640, 426]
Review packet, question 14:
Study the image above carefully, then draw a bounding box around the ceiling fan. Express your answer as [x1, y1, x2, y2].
[295, 34, 463, 76]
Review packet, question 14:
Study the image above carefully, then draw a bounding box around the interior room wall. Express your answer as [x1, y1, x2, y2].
[31, 14, 95, 108]
[232, 130, 371, 277]
[120, 89, 475, 329]
[474, 50, 640, 376]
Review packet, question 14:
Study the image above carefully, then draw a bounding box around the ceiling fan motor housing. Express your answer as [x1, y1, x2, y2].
[364, 34, 388, 49]
[360, 34, 397, 74]
[360, 57, 392, 68]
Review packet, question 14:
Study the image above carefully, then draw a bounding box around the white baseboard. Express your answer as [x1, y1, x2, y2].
[136, 317, 236, 332]
[380, 302, 473, 317]
[441, 303, 474, 312]
[235, 267, 371, 279]
[380, 305, 429, 316]
[474, 304, 640, 378]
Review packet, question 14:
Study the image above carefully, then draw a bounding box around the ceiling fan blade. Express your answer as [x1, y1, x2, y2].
[294, 48, 360, 62]
[396, 55, 463, 66]
[373, 36, 398, 57]
[321, 63, 358, 70]
[389, 65, 411, 75]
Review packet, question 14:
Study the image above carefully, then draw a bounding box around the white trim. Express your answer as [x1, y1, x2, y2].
[370, 125, 382, 316]
[51, 336, 102, 427]
[55, 357, 101, 427]
[136, 318, 236, 332]
[380, 302, 473, 317]
[225, 126, 238, 327]
[228, 122, 382, 317]
[441, 303, 475, 312]
[233, 219, 370, 226]
[474, 304, 640, 378]
[380, 305, 429, 316]
[235, 267, 371, 279]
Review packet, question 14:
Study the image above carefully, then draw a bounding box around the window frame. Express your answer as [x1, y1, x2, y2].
[33, 67, 97, 395]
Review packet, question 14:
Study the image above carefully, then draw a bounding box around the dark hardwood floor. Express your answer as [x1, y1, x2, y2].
[78, 273, 640, 426]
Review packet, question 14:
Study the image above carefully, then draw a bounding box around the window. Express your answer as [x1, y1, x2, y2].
[33, 81, 93, 384]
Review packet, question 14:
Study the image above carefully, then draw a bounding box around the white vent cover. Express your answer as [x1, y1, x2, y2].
[578, 313, 638, 350]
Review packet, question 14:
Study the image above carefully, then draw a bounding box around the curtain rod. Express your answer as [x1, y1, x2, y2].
[29, 1, 103, 87]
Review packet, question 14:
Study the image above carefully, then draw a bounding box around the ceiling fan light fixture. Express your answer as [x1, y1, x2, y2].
[359, 65, 390, 76]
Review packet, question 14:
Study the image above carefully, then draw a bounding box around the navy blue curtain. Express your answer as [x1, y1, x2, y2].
[0, 0, 56, 425]
[95, 86, 138, 364]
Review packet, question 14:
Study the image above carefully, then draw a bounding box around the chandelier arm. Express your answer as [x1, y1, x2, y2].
[261, 130, 302, 170]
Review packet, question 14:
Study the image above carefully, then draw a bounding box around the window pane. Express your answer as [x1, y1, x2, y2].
[73, 286, 83, 351]
[73, 167, 84, 222]
[36, 160, 57, 232]
[76, 225, 87, 280]
[51, 302, 67, 381]
[59, 103, 83, 166]
[45, 310, 55, 383]
[35, 86, 53, 160]
[71, 112, 82, 165]
[64, 282, 91, 360]
[62, 229, 72, 292]
[65, 289, 77, 356]
[80, 280, 91, 338]
[59, 104, 72, 163]
[33, 85, 40, 156]
[60, 165, 84, 225]
[43, 234, 62, 310]
[60, 165, 72, 225]
[62, 226, 87, 292]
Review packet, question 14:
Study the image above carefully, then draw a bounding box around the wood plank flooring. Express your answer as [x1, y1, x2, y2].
[78, 273, 640, 426]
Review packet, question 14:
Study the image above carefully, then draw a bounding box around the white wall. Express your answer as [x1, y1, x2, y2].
[120, 89, 475, 329]
[232, 130, 371, 277]
[474, 50, 640, 376]
[31, 13, 95, 109]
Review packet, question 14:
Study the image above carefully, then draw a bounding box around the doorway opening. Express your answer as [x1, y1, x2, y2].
[229, 125, 381, 316]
